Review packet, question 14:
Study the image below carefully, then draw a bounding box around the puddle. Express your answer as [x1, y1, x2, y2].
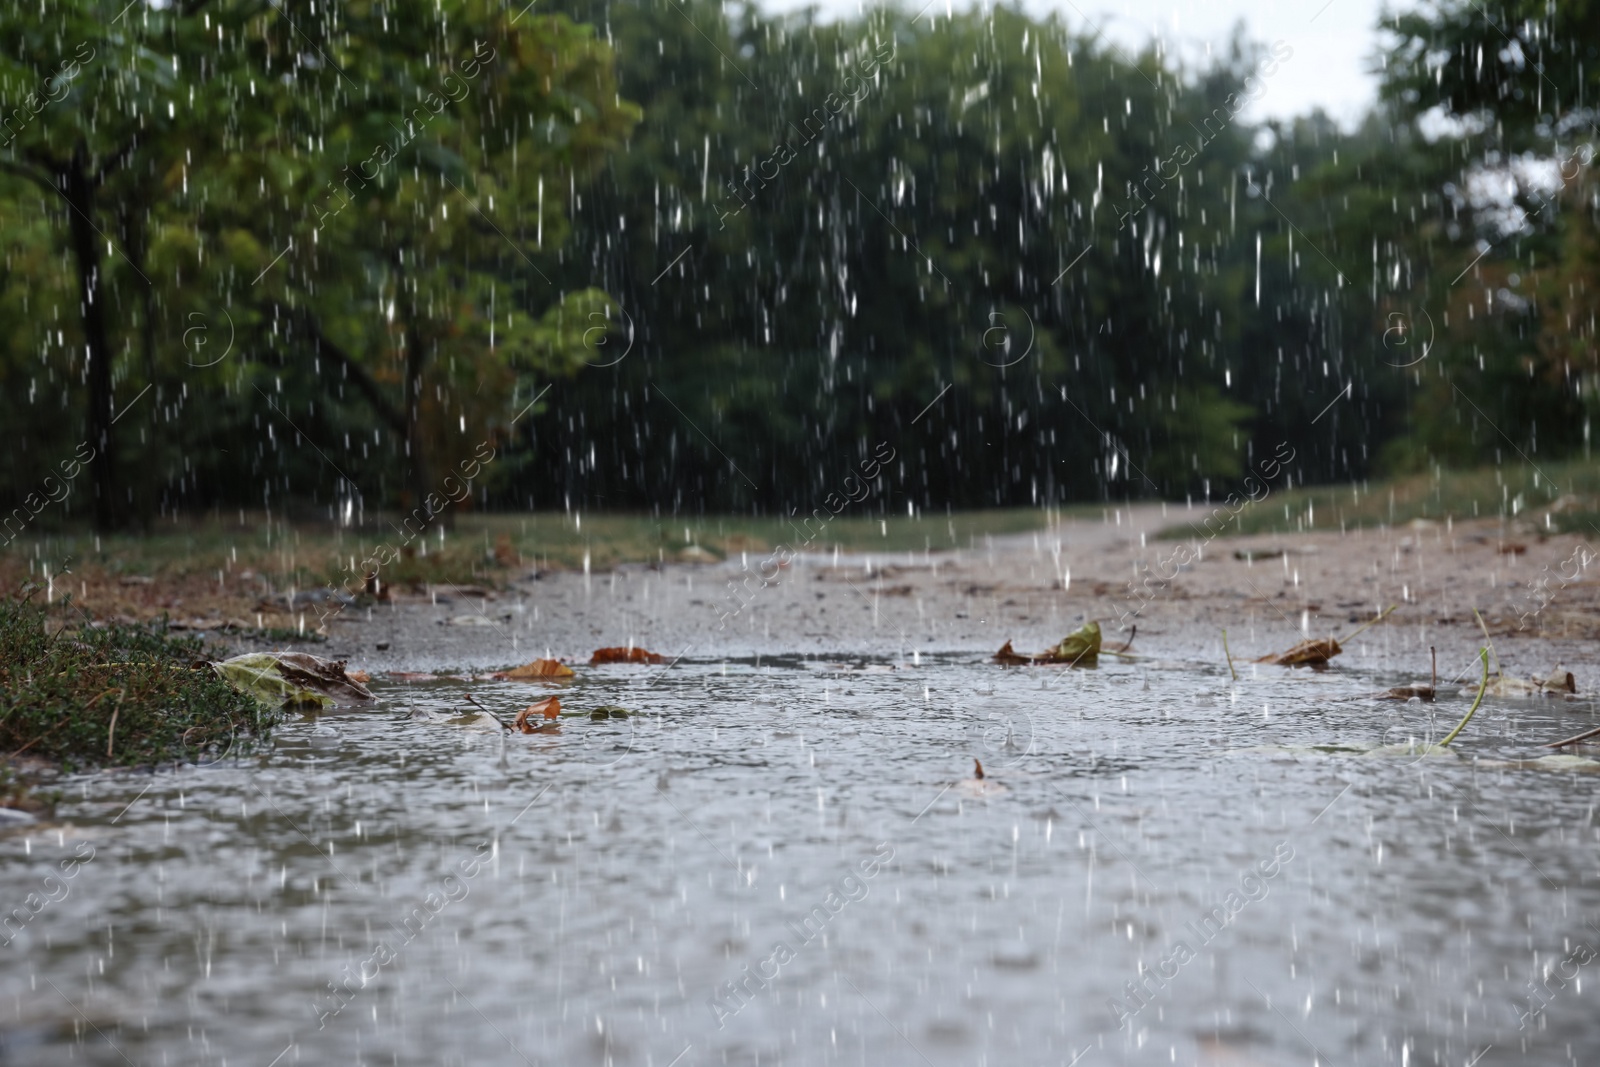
[2, 654, 1598, 1064]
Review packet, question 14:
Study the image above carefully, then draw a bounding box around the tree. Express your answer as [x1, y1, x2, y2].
[0, 0, 637, 528]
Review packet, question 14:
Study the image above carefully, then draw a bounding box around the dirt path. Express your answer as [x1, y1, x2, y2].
[295, 503, 1599, 692]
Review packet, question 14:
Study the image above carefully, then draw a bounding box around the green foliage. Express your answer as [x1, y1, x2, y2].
[1, 0, 1597, 523]
[0, 0, 637, 527]
[1364, 0, 1599, 471]
[0, 594, 274, 768]
[1190, 458, 1600, 537]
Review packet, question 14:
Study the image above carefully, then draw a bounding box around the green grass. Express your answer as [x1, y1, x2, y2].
[0, 594, 278, 771]
[1159, 460, 1600, 540]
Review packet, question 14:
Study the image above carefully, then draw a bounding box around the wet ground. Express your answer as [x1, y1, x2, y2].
[4, 508, 1600, 1065]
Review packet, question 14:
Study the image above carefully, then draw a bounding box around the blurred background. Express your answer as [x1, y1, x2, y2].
[1, 0, 1594, 533]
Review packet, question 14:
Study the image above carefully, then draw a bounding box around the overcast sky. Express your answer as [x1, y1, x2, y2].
[761, 0, 1397, 128]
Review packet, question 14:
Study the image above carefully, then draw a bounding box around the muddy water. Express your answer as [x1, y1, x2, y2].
[3, 653, 1600, 1066]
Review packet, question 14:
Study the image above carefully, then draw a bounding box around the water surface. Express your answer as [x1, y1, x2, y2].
[3, 654, 1599, 1065]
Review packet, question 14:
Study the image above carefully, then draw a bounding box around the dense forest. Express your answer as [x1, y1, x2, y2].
[1, 0, 1595, 527]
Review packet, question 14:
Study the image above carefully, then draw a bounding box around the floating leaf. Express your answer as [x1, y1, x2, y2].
[1475, 669, 1576, 698]
[1371, 683, 1435, 701]
[1541, 667, 1577, 694]
[211, 652, 374, 709]
[1362, 742, 1458, 759]
[515, 696, 561, 733]
[1480, 675, 1542, 697]
[1257, 637, 1341, 667]
[589, 706, 631, 720]
[994, 620, 1101, 666]
[590, 646, 665, 665]
[493, 658, 575, 680]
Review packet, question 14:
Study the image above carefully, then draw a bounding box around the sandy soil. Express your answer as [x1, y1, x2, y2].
[247, 503, 1600, 692]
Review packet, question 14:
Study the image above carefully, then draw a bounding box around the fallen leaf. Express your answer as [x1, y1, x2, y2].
[590, 646, 666, 665]
[1362, 742, 1458, 759]
[1372, 683, 1435, 701]
[589, 706, 632, 720]
[492, 658, 575, 680]
[994, 620, 1101, 666]
[1474, 671, 1579, 698]
[212, 652, 375, 709]
[1479, 675, 1540, 697]
[515, 696, 562, 733]
[347, 669, 371, 684]
[974, 759, 985, 780]
[1540, 666, 1577, 694]
[1256, 637, 1342, 667]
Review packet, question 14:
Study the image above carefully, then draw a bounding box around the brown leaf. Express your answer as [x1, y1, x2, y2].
[492, 658, 575, 680]
[1541, 667, 1577, 694]
[993, 621, 1102, 666]
[993, 640, 1031, 666]
[1256, 637, 1342, 667]
[269, 653, 376, 702]
[1373, 684, 1435, 701]
[590, 646, 666, 665]
[514, 696, 562, 733]
[974, 759, 985, 780]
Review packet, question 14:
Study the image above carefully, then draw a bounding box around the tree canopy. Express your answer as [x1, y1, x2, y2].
[1, 0, 1594, 526]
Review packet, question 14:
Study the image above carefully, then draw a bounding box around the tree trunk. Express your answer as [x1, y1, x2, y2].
[62, 153, 119, 531]
[401, 305, 448, 531]
[129, 206, 155, 532]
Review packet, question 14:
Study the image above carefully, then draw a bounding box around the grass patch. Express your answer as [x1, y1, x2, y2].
[1159, 461, 1600, 540]
[491, 506, 1065, 569]
[0, 507, 1062, 615]
[0, 593, 278, 771]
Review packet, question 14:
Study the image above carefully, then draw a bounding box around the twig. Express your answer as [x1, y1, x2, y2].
[1336, 603, 1399, 644]
[1440, 648, 1489, 747]
[106, 687, 127, 758]
[1222, 628, 1238, 682]
[1471, 607, 1502, 678]
[1545, 723, 1600, 749]
[1112, 625, 1137, 654]
[464, 692, 514, 732]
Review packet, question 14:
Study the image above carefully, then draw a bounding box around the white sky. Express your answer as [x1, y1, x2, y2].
[761, 0, 1397, 128]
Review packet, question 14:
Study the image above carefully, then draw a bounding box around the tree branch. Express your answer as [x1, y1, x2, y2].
[290, 307, 409, 437]
[0, 156, 57, 194]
